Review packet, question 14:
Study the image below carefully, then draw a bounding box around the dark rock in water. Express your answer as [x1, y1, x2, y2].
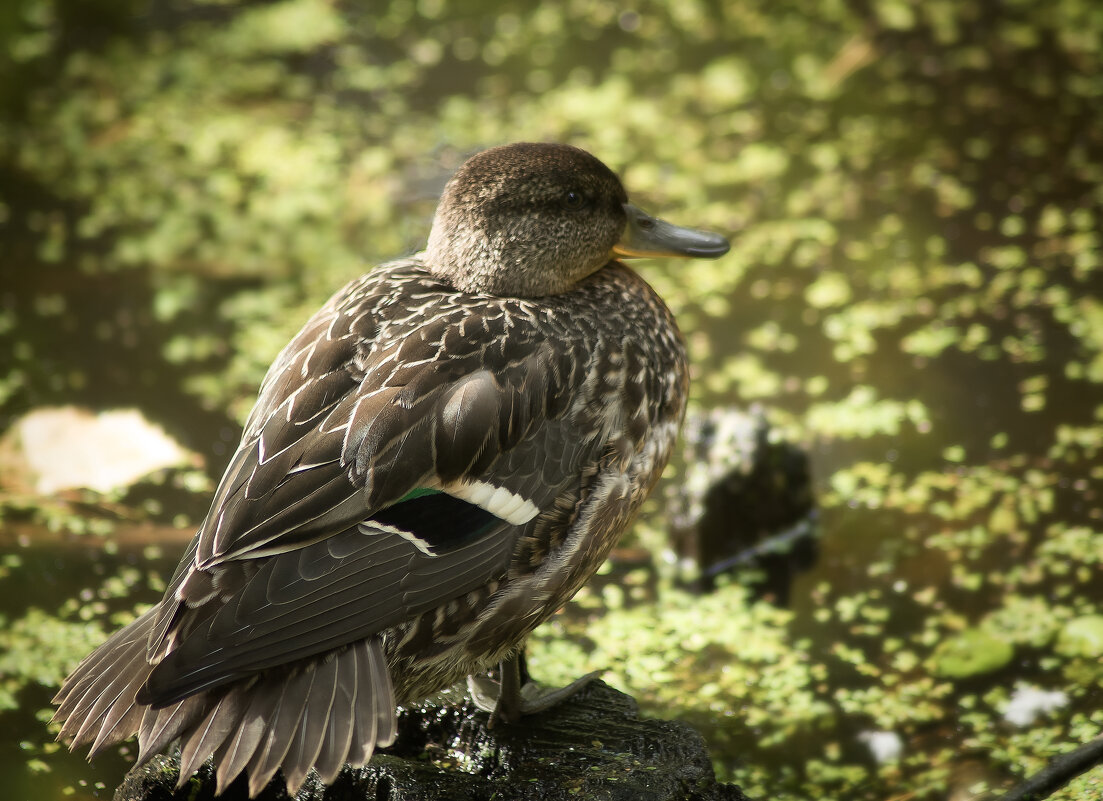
[114, 681, 748, 801]
[666, 407, 815, 597]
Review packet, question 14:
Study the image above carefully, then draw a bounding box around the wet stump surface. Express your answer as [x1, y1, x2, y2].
[115, 680, 748, 801]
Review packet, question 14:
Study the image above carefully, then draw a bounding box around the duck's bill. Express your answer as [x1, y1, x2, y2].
[612, 203, 730, 260]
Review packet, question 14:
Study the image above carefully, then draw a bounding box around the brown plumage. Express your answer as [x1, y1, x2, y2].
[52, 142, 729, 796]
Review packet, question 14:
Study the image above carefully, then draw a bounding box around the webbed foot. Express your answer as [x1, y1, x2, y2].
[467, 653, 602, 727]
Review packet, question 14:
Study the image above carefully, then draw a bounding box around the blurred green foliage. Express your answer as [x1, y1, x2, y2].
[2, 0, 1103, 799]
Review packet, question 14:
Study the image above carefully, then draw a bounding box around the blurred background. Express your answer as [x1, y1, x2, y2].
[1, 0, 1101, 799]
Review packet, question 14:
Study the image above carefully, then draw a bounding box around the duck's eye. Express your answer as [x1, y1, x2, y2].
[562, 190, 587, 211]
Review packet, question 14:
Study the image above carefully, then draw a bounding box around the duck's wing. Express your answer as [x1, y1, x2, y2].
[141, 269, 598, 704]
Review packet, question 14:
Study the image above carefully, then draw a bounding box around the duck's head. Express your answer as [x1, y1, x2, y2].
[425, 142, 730, 297]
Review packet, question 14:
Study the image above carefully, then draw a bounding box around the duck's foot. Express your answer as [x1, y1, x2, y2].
[467, 654, 603, 727]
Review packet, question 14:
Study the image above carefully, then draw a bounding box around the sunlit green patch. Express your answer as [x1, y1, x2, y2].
[529, 579, 833, 758]
[930, 628, 1014, 679]
[0, 610, 107, 712]
[804, 387, 929, 440]
[1055, 616, 1103, 659]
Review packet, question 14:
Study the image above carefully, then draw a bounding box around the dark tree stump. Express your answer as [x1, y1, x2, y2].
[115, 681, 749, 801]
[666, 407, 815, 598]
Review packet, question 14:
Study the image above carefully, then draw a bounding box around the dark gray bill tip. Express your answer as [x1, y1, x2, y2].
[681, 232, 731, 258]
[613, 203, 731, 260]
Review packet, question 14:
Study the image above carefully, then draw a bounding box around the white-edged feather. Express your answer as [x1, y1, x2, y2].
[445, 480, 539, 525]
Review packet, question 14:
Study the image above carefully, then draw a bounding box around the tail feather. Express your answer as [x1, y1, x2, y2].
[348, 639, 380, 764]
[313, 644, 358, 783]
[53, 610, 397, 797]
[53, 609, 158, 746]
[368, 640, 397, 747]
[87, 669, 147, 758]
[248, 666, 312, 794]
[176, 690, 244, 787]
[56, 679, 109, 742]
[55, 653, 128, 732]
[70, 650, 153, 749]
[137, 695, 208, 763]
[53, 629, 126, 711]
[213, 695, 267, 795]
[282, 654, 340, 794]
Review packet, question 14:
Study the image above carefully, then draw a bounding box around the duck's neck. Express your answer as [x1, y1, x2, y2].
[424, 219, 602, 298]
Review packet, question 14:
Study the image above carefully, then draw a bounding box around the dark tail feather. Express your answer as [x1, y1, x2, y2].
[347, 639, 379, 765]
[246, 661, 318, 795]
[312, 644, 357, 783]
[281, 652, 340, 793]
[213, 690, 267, 795]
[55, 616, 396, 798]
[53, 623, 131, 715]
[239, 639, 395, 796]
[137, 694, 208, 763]
[53, 608, 159, 752]
[87, 669, 148, 758]
[176, 690, 245, 786]
[368, 639, 397, 748]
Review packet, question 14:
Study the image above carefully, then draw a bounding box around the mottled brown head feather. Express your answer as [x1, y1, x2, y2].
[426, 143, 629, 297]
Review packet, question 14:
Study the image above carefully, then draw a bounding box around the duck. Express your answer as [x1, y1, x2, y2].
[52, 142, 730, 797]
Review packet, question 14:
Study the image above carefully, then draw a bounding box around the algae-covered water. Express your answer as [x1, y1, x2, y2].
[2, 1, 1102, 799]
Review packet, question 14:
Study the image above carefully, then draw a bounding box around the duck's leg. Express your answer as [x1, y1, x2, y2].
[467, 652, 603, 727]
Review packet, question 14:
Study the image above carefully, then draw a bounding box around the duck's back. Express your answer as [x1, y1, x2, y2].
[147, 254, 688, 694]
[341, 258, 691, 695]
